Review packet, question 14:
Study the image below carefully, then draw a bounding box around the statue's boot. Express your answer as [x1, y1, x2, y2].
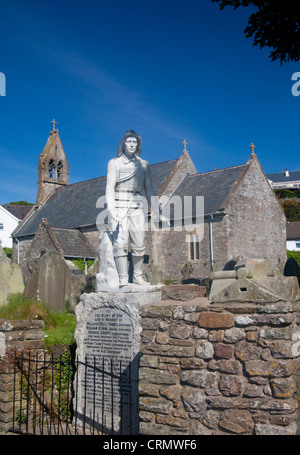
[115, 256, 128, 287]
[132, 255, 150, 285]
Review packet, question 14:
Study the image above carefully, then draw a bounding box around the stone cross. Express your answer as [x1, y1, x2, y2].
[51, 119, 58, 131]
[250, 142, 256, 155]
[182, 139, 187, 151]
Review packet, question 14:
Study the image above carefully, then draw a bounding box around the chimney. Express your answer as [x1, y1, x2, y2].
[285, 169, 289, 177]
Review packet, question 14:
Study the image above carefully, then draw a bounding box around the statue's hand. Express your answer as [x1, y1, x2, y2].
[108, 210, 119, 223]
[153, 214, 170, 228]
[107, 210, 121, 232]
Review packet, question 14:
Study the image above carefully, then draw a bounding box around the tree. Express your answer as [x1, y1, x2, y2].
[212, 1, 300, 63]
[281, 199, 300, 221]
[6, 201, 34, 206]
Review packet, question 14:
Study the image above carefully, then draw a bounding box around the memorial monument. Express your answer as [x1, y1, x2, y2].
[97, 129, 168, 290]
[75, 130, 165, 434]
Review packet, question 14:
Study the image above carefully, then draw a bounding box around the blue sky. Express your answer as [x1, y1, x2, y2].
[0, 0, 299, 204]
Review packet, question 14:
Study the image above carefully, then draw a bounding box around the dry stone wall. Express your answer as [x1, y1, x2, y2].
[139, 297, 300, 435]
[0, 319, 45, 432]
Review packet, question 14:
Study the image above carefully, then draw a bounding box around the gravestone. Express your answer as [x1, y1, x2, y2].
[0, 242, 24, 306]
[209, 258, 300, 302]
[74, 286, 161, 434]
[25, 251, 70, 311]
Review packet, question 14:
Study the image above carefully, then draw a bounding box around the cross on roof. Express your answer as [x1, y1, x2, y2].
[250, 142, 256, 155]
[182, 139, 187, 151]
[51, 119, 58, 131]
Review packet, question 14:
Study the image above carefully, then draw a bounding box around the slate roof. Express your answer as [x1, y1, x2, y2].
[149, 159, 178, 193]
[266, 171, 300, 184]
[286, 222, 300, 240]
[2, 205, 33, 220]
[172, 164, 247, 216]
[14, 159, 179, 238]
[52, 228, 96, 258]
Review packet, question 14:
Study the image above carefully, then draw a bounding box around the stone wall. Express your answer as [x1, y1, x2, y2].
[157, 150, 197, 199]
[139, 296, 300, 435]
[0, 319, 45, 433]
[79, 226, 100, 254]
[225, 158, 287, 272]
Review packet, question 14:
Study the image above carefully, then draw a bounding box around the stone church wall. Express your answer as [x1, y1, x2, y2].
[158, 150, 197, 199]
[79, 226, 100, 255]
[146, 223, 211, 282]
[225, 159, 287, 272]
[139, 297, 300, 435]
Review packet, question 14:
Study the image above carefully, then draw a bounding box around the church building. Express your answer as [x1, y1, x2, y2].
[12, 122, 287, 284]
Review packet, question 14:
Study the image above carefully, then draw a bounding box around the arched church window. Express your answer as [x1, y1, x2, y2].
[57, 161, 63, 181]
[49, 159, 56, 181]
[187, 230, 200, 261]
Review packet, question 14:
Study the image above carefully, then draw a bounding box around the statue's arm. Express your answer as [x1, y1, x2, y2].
[106, 159, 118, 220]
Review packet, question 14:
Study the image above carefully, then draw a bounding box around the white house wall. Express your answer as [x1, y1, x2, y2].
[0, 206, 19, 248]
[287, 239, 300, 251]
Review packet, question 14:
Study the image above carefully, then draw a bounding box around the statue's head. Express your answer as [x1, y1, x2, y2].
[118, 129, 142, 157]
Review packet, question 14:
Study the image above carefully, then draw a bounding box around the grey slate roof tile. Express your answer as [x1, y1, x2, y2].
[267, 171, 300, 183]
[2, 205, 33, 220]
[52, 228, 96, 258]
[172, 164, 247, 216]
[286, 222, 300, 240]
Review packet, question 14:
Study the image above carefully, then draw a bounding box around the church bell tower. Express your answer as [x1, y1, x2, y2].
[36, 120, 69, 206]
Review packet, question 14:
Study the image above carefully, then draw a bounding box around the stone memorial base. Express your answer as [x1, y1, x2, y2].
[74, 285, 162, 434]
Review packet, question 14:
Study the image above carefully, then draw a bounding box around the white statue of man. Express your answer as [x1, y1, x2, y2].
[105, 129, 167, 287]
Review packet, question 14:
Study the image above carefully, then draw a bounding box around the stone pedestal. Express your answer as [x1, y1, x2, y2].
[74, 285, 161, 434]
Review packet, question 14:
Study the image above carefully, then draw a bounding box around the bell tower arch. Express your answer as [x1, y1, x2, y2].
[36, 120, 69, 206]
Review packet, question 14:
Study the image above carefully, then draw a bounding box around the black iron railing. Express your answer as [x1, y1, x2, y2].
[10, 350, 138, 435]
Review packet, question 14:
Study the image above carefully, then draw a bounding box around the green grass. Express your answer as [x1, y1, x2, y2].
[44, 311, 76, 347]
[0, 294, 76, 348]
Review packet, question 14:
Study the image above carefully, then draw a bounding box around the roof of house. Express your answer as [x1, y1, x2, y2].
[172, 164, 248, 216]
[287, 222, 300, 240]
[51, 227, 96, 258]
[266, 171, 300, 183]
[1, 204, 33, 220]
[13, 159, 179, 238]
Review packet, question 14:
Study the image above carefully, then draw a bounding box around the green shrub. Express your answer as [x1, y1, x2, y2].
[71, 258, 95, 274]
[3, 247, 12, 259]
[281, 199, 300, 221]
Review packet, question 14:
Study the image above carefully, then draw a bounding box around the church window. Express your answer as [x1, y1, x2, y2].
[57, 161, 63, 181]
[0, 223, 3, 230]
[49, 159, 56, 181]
[188, 231, 200, 261]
